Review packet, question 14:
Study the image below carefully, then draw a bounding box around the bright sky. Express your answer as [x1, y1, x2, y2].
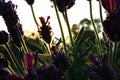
[0, 0, 106, 38]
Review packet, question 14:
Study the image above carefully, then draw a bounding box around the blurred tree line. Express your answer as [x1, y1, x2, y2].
[70, 18, 102, 45]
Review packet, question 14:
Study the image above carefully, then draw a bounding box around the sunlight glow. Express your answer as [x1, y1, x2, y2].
[0, 0, 106, 38]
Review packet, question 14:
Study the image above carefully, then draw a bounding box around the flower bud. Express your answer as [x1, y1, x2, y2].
[52, 0, 75, 12]
[24, 52, 34, 73]
[25, 0, 34, 5]
[0, 31, 9, 45]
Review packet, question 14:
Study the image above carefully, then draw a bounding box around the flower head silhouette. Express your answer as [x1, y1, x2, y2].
[88, 53, 116, 80]
[102, 0, 120, 42]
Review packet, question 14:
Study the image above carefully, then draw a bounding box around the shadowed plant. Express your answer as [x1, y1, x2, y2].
[0, 0, 120, 80]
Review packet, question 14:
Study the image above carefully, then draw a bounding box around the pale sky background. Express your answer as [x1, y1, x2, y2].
[0, 0, 106, 38]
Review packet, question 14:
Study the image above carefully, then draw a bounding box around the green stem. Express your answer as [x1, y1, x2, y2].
[19, 48, 26, 71]
[30, 5, 40, 30]
[113, 42, 118, 68]
[43, 42, 51, 54]
[5, 43, 23, 74]
[21, 36, 28, 53]
[4, 44, 17, 69]
[64, 9, 74, 47]
[109, 42, 113, 66]
[53, 0, 67, 53]
[48, 44, 52, 55]
[8, 66, 15, 74]
[15, 25, 28, 53]
[89, 1, 102, 54]
[98, 0, 103, 23]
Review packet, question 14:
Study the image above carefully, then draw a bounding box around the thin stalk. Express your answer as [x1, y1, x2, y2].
[5, 43, 24, 74]
[30, 5, 40, 30]
[53, 0, 67, 53]
[42, 42, 51, 55]
[48, 44, 51, 55]
[19, 47, 25, 57]
[113, 42, 118, 68]
[64, 9, 74, 47]
[109, 42, 113, 66]
[98, 0, 103, 23]
[19, 48, 26, 71]
[21, 37, 28, 53]
[4, 44, 17, 69]
[8, 66, 15, 74]
[89, 1, 102, 54]
[15, 25, 28, 53]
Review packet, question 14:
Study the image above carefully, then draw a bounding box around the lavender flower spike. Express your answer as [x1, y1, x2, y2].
[88, 53, 116, 80]
[0, 0, 24, 47]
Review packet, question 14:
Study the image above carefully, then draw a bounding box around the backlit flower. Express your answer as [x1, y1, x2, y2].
[23, 73, 38, 80]
[39, 16, 52, 44]
[0, 0, 24, 47]
[103, 15, 120, 42]
[51, 46, 70, 71]
[51, 0, 75, 12]
[36, 64, 63, 80]
[0, 31, 9, 45]
[9, 74, 22, 80]
[101, 0, 116, 14]
[101, 0, 120, 42]
[88, 53, 116, 80]
[25, 0, 34, 5]
[0, 69, 9, 80]
[24, 52, 34, 73]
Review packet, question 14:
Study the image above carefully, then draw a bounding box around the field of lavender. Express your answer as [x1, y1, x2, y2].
[0, 0, 120, 80]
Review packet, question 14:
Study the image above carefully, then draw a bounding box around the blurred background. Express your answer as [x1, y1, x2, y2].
[0, 0, 106, 38]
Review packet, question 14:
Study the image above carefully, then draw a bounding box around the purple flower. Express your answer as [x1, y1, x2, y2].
[0, 69, 10, 80]
[36, 64, 63, 80]
[0, 31, 9, 45]
[51, 0, 75, 12]
[24, 52, 34, 74]
[39, 16, 52, 44]
[44, 65, 61, 80]
[23, 52, 39, 80]
[0, 53, 10, 79]
[103, 15, 120, 42]
[9, 74, 22, 80]
[101, 0, 116, 14]
[23, 73, 38, 80]
[0, 56, 9, 69]
[36, 65, 46, 80]
[88, 53, 116, 80]
[51, 46, 70, 71]
[0, 0, 24, 47]
[25, 0, 34, 5]
[101, 0, 120, 42]
[0, 53, 9, 78]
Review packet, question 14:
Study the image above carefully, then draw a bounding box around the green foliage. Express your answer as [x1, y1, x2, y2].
[0, 0, 120, 79]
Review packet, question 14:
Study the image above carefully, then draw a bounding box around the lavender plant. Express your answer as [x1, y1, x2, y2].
[0, 0, 120, 80]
